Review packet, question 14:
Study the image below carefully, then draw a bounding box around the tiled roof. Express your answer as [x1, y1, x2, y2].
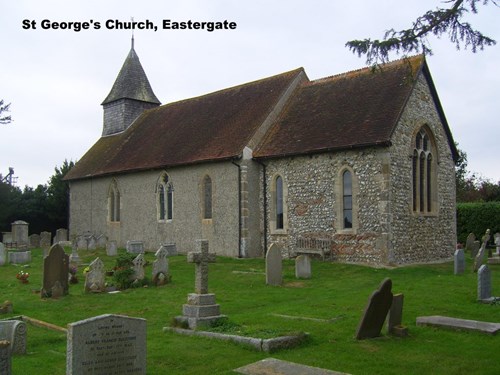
[64, 68, 304, 181]
[102, 47, 161, 105]
[253, 55, 436, 158]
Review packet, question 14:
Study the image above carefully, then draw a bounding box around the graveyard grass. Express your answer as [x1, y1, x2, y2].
[1, 248, 499, 375]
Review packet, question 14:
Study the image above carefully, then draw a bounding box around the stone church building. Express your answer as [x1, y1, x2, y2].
[65, 43, 458, 265]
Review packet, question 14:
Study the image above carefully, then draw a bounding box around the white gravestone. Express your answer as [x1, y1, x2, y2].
[66, 314, 146, 375]
[132, 254, 145, 281]
[106, 241, 118, 256]
[84, 258, 106, 293]
[477, 265, 492, 302]
[152, 246, 169, 285]
[295, 254, 311, 279]
[454, 248, 465, 275]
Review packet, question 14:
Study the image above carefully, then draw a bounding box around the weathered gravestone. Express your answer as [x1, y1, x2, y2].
[295, 254, 311, 279]
[387, 293, 407, 336]
[76, 235, 88, 250]
[495, 233, 500, 256]
[0, 340, 12, 375]
[29, 234, 40, 249]
[478, 265, 493, 302]
[87, 235, 97, 251]
[96, 234, 107, 249]
[84, 258, 106, 293]
[454, 248, 465, 275]
[66, 314, 146, 375]
[40, 231, 51, 255]
[8, 250, 31, 264]
[0, 320, 27, 354]
[473, 229, 491, 272]
[11, 220, 29, 247]
[160, 242, 178, 257]
[465, 233, 476, 253]
[355, 278, 393, 340]
[41, 244, 69, 298]
[132, 254, 145, 281]
[69, 243, 80, 265]
[126, 241, 144, 254]
[0, 243, 5, 266]
[106, 241, 118, 256]
[54, 228, 68, 244]
[266, 243, 283, 286]
[152, 246, 170, 286]
[471, 240, 480, 259]
[175, 240, 225, 329]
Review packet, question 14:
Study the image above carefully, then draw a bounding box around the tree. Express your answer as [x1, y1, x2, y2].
[346, 0, 498, 64]
[0, 99, 12, 124]
[46, 159, 75, 230]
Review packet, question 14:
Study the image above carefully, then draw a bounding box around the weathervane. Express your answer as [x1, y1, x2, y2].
[131, 17, 135, 49]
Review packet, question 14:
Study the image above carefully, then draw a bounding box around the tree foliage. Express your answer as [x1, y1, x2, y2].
[346, 0, 498, 64]
[0, 99, 12, 124]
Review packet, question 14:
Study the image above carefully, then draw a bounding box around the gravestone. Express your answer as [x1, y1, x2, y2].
[132, 254, 145, 281]
[161, 242, 178, 257]
[8, 250, 31, 264]
[266, 243, 283, 286]
[11, 220, 29, 247]
[96, 234, 107, 249]
[29, 234, 40, 248]
[355, 278, 393, 340]
[465, 233, 476, 253]
[387, 293, 407, 336]
[41, 244, 69, 298]
[66, 314, 146, 375]
[473, 230, 491, 272]
[126, 241, 144, 254]
[0, 340, 11, 375]
[471, 241, 480, 259]
[106, 241, 118, 256]
[175, 240, 225, 329]
[87, 235, 97, 250]
[76, 235, 88, 250]
[478, 265, 492, 302]
[0, 243, 5, 266]
[0, 320, 27, 354]
[69, 243, 80, 264]
[1, 233, 12, 244]
[454, 248, 465, 275]
[495, 233, 500, 255]
[85, 258, 106, 293]
[54, 228, 68, 244]
[295, 254, 311, 279]
[152, 246, 170, 285]
[40, 231, 51, 253]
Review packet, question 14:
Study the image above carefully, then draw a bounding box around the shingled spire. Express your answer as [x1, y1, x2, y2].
[101, 39, 161, 136]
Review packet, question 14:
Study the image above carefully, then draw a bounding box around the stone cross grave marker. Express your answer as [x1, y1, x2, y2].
[495, 233, 500, 256]
[266, 243, 283, 286]
[133, 253, 145, 281]
[454, 248, 465, 275]
[355, 278, 393, 340]
[41, 244, 69, 298]
[152, 246, 169, 285]
[473, 229, 491, 272]
[85, 258, 106, 293]
[477, 264, 492, 302]
[465, 233, 476, 253]
[126, 240, 144, 254]
[0, 243, 5, 266]
[0, 340, 12, 375]
[66, 314, 146, 375]
[295, 254, 311, 279]
[188, 239, 216, 294]
[106, 240, 118, 256]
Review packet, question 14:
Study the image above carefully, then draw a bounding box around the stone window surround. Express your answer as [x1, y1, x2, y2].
[335, 165, 359, 234]
[156, 172, 174, 222]
[270, 173, 288, 235]
[411, 124, 439, 217]
[107, 179, 121, 223]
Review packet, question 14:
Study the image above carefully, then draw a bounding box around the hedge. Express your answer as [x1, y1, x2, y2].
[456, 202, 500, 245]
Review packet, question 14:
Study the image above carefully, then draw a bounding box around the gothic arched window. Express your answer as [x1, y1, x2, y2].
[158, 174, 173, 221]
[203, 175, 212, 219]
[342, 170, 353, 229]
[108, 180, 121, 222]
[412, 127, 436, 214]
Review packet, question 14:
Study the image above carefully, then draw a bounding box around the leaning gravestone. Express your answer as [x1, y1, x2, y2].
[152, 246, 170, 285]
[454, 248, 465, 275]
[66, 314, 146, 375]
[106, 241, 118, 256]
[478, 265, 492, 302]
[0, 340, 11, 375]
[84, 258, 106, 293]
[126, 241, 144, 254]
[355, 278, 393, 340]
[266, 243, 283, 286]
[473, 230, 491, 272]
[0, 243, 5, 266]
[41, 244, 69, 298]
[295, 255, 311, 279]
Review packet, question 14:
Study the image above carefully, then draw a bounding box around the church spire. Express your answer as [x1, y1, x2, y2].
[101, 40, 160, 136]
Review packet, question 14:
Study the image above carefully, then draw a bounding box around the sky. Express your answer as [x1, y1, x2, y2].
[1, 0, 499, 188]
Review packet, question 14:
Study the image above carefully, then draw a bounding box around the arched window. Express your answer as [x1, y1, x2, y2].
[158, 174, 173, 221]
[276, 175, 284, 230]
[203, 175, 212, 219]
[108, 180, 120, 222]
[342, 170, 353, 229]
[412, 127, 436, 214]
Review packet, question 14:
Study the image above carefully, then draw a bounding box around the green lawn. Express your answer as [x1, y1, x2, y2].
[1, 248, 499, 374]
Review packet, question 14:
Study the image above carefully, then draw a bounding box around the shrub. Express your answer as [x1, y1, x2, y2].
[456, 202, 500, 244]
[112, 253, 136, 290]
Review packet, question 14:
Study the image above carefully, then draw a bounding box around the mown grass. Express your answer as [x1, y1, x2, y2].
[1, 248, 499, 374]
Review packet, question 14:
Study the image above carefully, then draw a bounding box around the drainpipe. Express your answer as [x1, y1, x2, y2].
[231, 160, 242, 258]
[255, 159, 268, 256]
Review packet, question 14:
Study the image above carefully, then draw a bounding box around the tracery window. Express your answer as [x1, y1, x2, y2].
[158, 174, 173, 221]
[412, 127, 436, 214]
[108, 180, 121, 222]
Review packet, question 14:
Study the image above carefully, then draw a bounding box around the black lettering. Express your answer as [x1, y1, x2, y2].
[22, 19, 36, 29]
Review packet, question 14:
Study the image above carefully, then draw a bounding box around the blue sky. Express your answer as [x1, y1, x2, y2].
[1, 0, 498, 187]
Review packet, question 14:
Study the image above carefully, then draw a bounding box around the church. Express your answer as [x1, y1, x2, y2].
[64, 42, 458, 265]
